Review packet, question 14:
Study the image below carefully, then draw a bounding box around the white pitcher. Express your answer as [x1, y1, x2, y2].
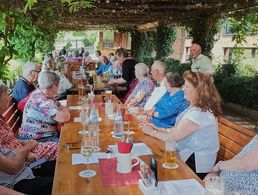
[117, 153, 139, 174]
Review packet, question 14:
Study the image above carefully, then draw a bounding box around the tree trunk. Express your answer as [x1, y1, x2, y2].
[186, 14, 219, 58]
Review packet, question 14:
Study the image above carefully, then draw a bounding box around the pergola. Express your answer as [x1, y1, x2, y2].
[3, 0, 258, 30]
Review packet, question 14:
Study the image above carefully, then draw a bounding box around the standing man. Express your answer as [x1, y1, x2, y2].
[12, 61, 41, 104]
[190, 43, 214, 77]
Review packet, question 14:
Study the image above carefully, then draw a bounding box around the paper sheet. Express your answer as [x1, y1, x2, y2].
[158, 179, 205, 195]
[72, 152, 110, 165]
[108, 143, 152, 156]
[58, 100, 67, 106]
[74, 117, 102, 122]
[69, 106, 82, 110]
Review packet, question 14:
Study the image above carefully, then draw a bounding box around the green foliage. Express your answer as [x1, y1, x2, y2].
[82, 33, 96, 47]
[131, 25, 176, 62]
[65, 41, 72, 49]
[228, 12, 258, 46]
[72, 31, 85, 37]
[162, 58, 191, 75]
[25, 0, 94, 13]
[131, 29, 156, 62]
[155, 24, 177, 60]
[214, 63, 258, 108]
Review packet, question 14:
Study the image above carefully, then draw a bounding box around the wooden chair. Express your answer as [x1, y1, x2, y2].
[217, 117, 256, 161]
[3, 97, 22, 137]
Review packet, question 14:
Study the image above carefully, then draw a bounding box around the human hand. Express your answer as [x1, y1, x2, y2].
[19, 139, 38, 151]
[203, 172, 219, 181]
[26, 152, 37, 162]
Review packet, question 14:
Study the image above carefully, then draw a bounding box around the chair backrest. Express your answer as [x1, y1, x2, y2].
[217, 117, 256, 161]
[87, 62, 97, 71]
[3, 97, 22, 137]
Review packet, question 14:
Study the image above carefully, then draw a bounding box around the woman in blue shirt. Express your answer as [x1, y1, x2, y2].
[148, 72, 189, 128]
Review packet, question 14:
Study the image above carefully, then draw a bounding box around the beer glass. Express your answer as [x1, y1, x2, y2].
[78, 84, 86, 104]
[162, 140, 179, 169]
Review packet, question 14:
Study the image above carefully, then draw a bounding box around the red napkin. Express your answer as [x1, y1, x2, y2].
[99, 158, 140, 187]
[117, 142, 133, 154]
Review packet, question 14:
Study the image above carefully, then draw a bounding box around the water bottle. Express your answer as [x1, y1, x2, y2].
[113, 102, 124, 137]
[88, 104, 99, 150]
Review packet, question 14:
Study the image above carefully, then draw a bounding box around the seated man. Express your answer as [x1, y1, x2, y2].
[96, 56, 112, 75]
[55, 62, 73, 96]
[12, 61, 41, 104]
[0, 140, 55, 195]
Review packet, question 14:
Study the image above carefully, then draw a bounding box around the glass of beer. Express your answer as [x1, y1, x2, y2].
[162, 140, 179, 169]
[78, 84, 86, 104]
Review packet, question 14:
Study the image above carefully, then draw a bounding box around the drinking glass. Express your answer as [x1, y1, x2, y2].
[162, 140, 179, 169]
[205, 176, 225, 195]
[123, 109, 133, 135]
[80, 103, 89, 135]
[78, 84, 86, 104]
[79, 136, 96, 178]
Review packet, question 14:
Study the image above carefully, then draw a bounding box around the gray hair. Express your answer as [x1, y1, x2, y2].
[135, 63, 150, 77]
[0, 84, 7, 98]
[23, 61, 37, 77]
[38, 71, 60, 89]
[152, 60, 166, 75]
[57, 62, 69, 72]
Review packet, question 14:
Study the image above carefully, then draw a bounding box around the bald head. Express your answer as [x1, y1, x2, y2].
[151, 60, 166, 83]
[190, 43, 202, 58]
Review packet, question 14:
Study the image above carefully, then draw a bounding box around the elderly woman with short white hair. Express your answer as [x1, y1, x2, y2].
[19, 71, 71, 142]
[125, 63, 154, 108]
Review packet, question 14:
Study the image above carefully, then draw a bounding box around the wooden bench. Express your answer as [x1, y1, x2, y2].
[3, 97, 22, 137]
[217, 117, 256, 161]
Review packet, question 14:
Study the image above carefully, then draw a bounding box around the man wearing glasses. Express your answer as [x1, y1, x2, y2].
[12, 61, 41, 104]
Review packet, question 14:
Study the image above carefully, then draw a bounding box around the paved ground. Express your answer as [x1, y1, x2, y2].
[222, 108, 258, 132]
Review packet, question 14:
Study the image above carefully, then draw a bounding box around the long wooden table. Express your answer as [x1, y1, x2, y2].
[52, 95, 203, 195]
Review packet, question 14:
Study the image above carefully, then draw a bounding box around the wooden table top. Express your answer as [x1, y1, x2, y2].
[52, 95, 203, 195]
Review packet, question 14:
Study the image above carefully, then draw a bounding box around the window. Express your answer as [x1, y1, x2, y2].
[224, 23, 233, 35]
[103, 31, 114, 48]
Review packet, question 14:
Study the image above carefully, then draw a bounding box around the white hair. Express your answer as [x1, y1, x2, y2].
[22, 61, 37, 77]
[135, 63, 150, 77]
[152, 60, 166, 74]
[38, 71, 60, 89]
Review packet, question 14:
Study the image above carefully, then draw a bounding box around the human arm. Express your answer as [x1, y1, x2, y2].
[141, 118, 199, 142]
[108, 77, 127, 85]
[0, 141, 37, 174]
[52, 105, 71, 123]
[0, 186, 24, 195]
[211, 147, 258, 173]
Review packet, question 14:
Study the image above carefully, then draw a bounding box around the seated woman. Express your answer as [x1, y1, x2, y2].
[146, 72, 189, 128]
[42, 53, 56, 72]
[55, 62, 73, 96]
[205, 135, 258, 194]
[125, 63, 154, 108]
[0, 84, 57, 160]
[141, 70, 221, 179]
[19, 71, 71, 142]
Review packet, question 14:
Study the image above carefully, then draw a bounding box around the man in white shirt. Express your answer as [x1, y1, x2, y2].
[190, 43, 214, 77]
[144, 60, 167, 111]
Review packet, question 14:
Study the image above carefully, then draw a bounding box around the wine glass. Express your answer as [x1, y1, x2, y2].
[79, 136, 96, 178]
[77, 84, 86, 104]
[123, 109, 134, 135]
[79, 105, 89, 135]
